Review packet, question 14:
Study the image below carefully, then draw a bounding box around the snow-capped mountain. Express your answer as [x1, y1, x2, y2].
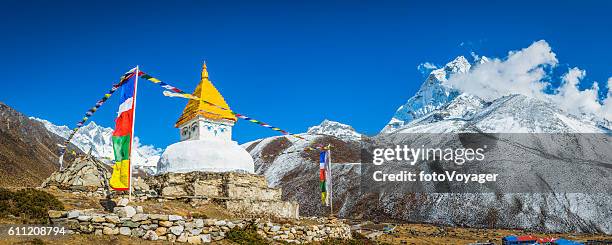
[380, 56, 470, 133]
[395, 93, 607, 134]
[306, 119, 361, 141]
[242, 119, 361, 187]
[381, 54, 609, 134]
[242, 56, 612, 234]
[31, 118, 161, 171]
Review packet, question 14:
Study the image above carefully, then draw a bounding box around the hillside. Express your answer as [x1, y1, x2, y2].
[0, 102, 80, 187]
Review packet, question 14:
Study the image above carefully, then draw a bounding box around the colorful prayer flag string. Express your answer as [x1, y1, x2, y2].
[261, 144, 331, 159]
[139, 72, 305, 140]
[59, 68, 139, 155]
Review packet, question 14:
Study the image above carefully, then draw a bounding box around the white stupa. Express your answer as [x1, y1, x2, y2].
[156, 63, 255, 174]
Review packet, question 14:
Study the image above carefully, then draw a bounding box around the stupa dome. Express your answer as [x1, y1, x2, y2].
[156, 63, 254, 174]
[157, 139, 254, 174]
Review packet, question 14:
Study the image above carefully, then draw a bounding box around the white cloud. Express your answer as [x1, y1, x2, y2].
[551, 68, 601, 117]
[417, 62, 438, 76]
[419, 62, 437, 70]
[601, 77, 612, 119]
[444, 40, 611, 121]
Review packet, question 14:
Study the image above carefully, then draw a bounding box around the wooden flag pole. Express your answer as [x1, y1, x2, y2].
[128, 66, 140, 200]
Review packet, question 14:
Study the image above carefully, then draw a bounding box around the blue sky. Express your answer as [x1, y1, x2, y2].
[1, 0, 610, 147]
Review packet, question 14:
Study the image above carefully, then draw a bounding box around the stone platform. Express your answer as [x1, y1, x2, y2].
[136, 171, 299, 219]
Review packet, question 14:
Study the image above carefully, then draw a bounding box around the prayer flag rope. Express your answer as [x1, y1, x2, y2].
[59, 68, 139, 154]
[139, 72, 305, 140]
[261, 144, 331, 159]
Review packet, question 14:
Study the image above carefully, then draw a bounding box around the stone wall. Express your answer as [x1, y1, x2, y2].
[140, 171, 299, 219]
[224, 200, 299, 220]
[48, 205, 351, 244]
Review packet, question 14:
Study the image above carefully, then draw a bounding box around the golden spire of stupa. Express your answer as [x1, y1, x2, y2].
[175, 62, 237, 127]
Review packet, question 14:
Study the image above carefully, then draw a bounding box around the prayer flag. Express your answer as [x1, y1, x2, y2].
[109, 71, 138, 191]
[320, 151, 332, 206]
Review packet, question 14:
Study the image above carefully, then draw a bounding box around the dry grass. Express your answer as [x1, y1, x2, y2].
[300, 136, 361, 163]
[376, 223, 612, 245]
[245, 139, 262, 153]
[42, 188, 101, 211]
[261, 137, 292, 163]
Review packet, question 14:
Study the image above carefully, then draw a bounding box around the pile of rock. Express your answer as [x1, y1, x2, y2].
[41, 155, 110, 194]
[48, 200, 350, 244]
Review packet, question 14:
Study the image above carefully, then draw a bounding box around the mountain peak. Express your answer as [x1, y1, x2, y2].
[381, 56, 472, 133]
[444, 56, 471, 74]
[307, 120, 361, 141]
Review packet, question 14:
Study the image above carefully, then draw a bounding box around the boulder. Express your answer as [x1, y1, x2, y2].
[91, 216, 106, 223]
[105, 215, 120, 223]
[119, 227, 131, 236]
[48, 210, 65, 219]
[76, 216, 92, 222]
[103, 227, 119, 235]
[122, 221, 140, 228]
[201, 234, 212, 243]
[117, 198, 129, 207]
[132, 228, 145, 237]
[168, 215, 183, 221]
[143, 230, 159, 241]
[169, 226, 184, 236]
[155, 227, 167, 236]
[149, 214, 169, 221]
[114, 206, 136, 218]
[177, 233, 188, 243]
[159, 221, 173, 227]
[194, 219, 204, 228]
[131, 213, 148, 222]
[187, 235, 202, 244]
[190, 229, 202, 235]
[67, 210, 80, 219]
